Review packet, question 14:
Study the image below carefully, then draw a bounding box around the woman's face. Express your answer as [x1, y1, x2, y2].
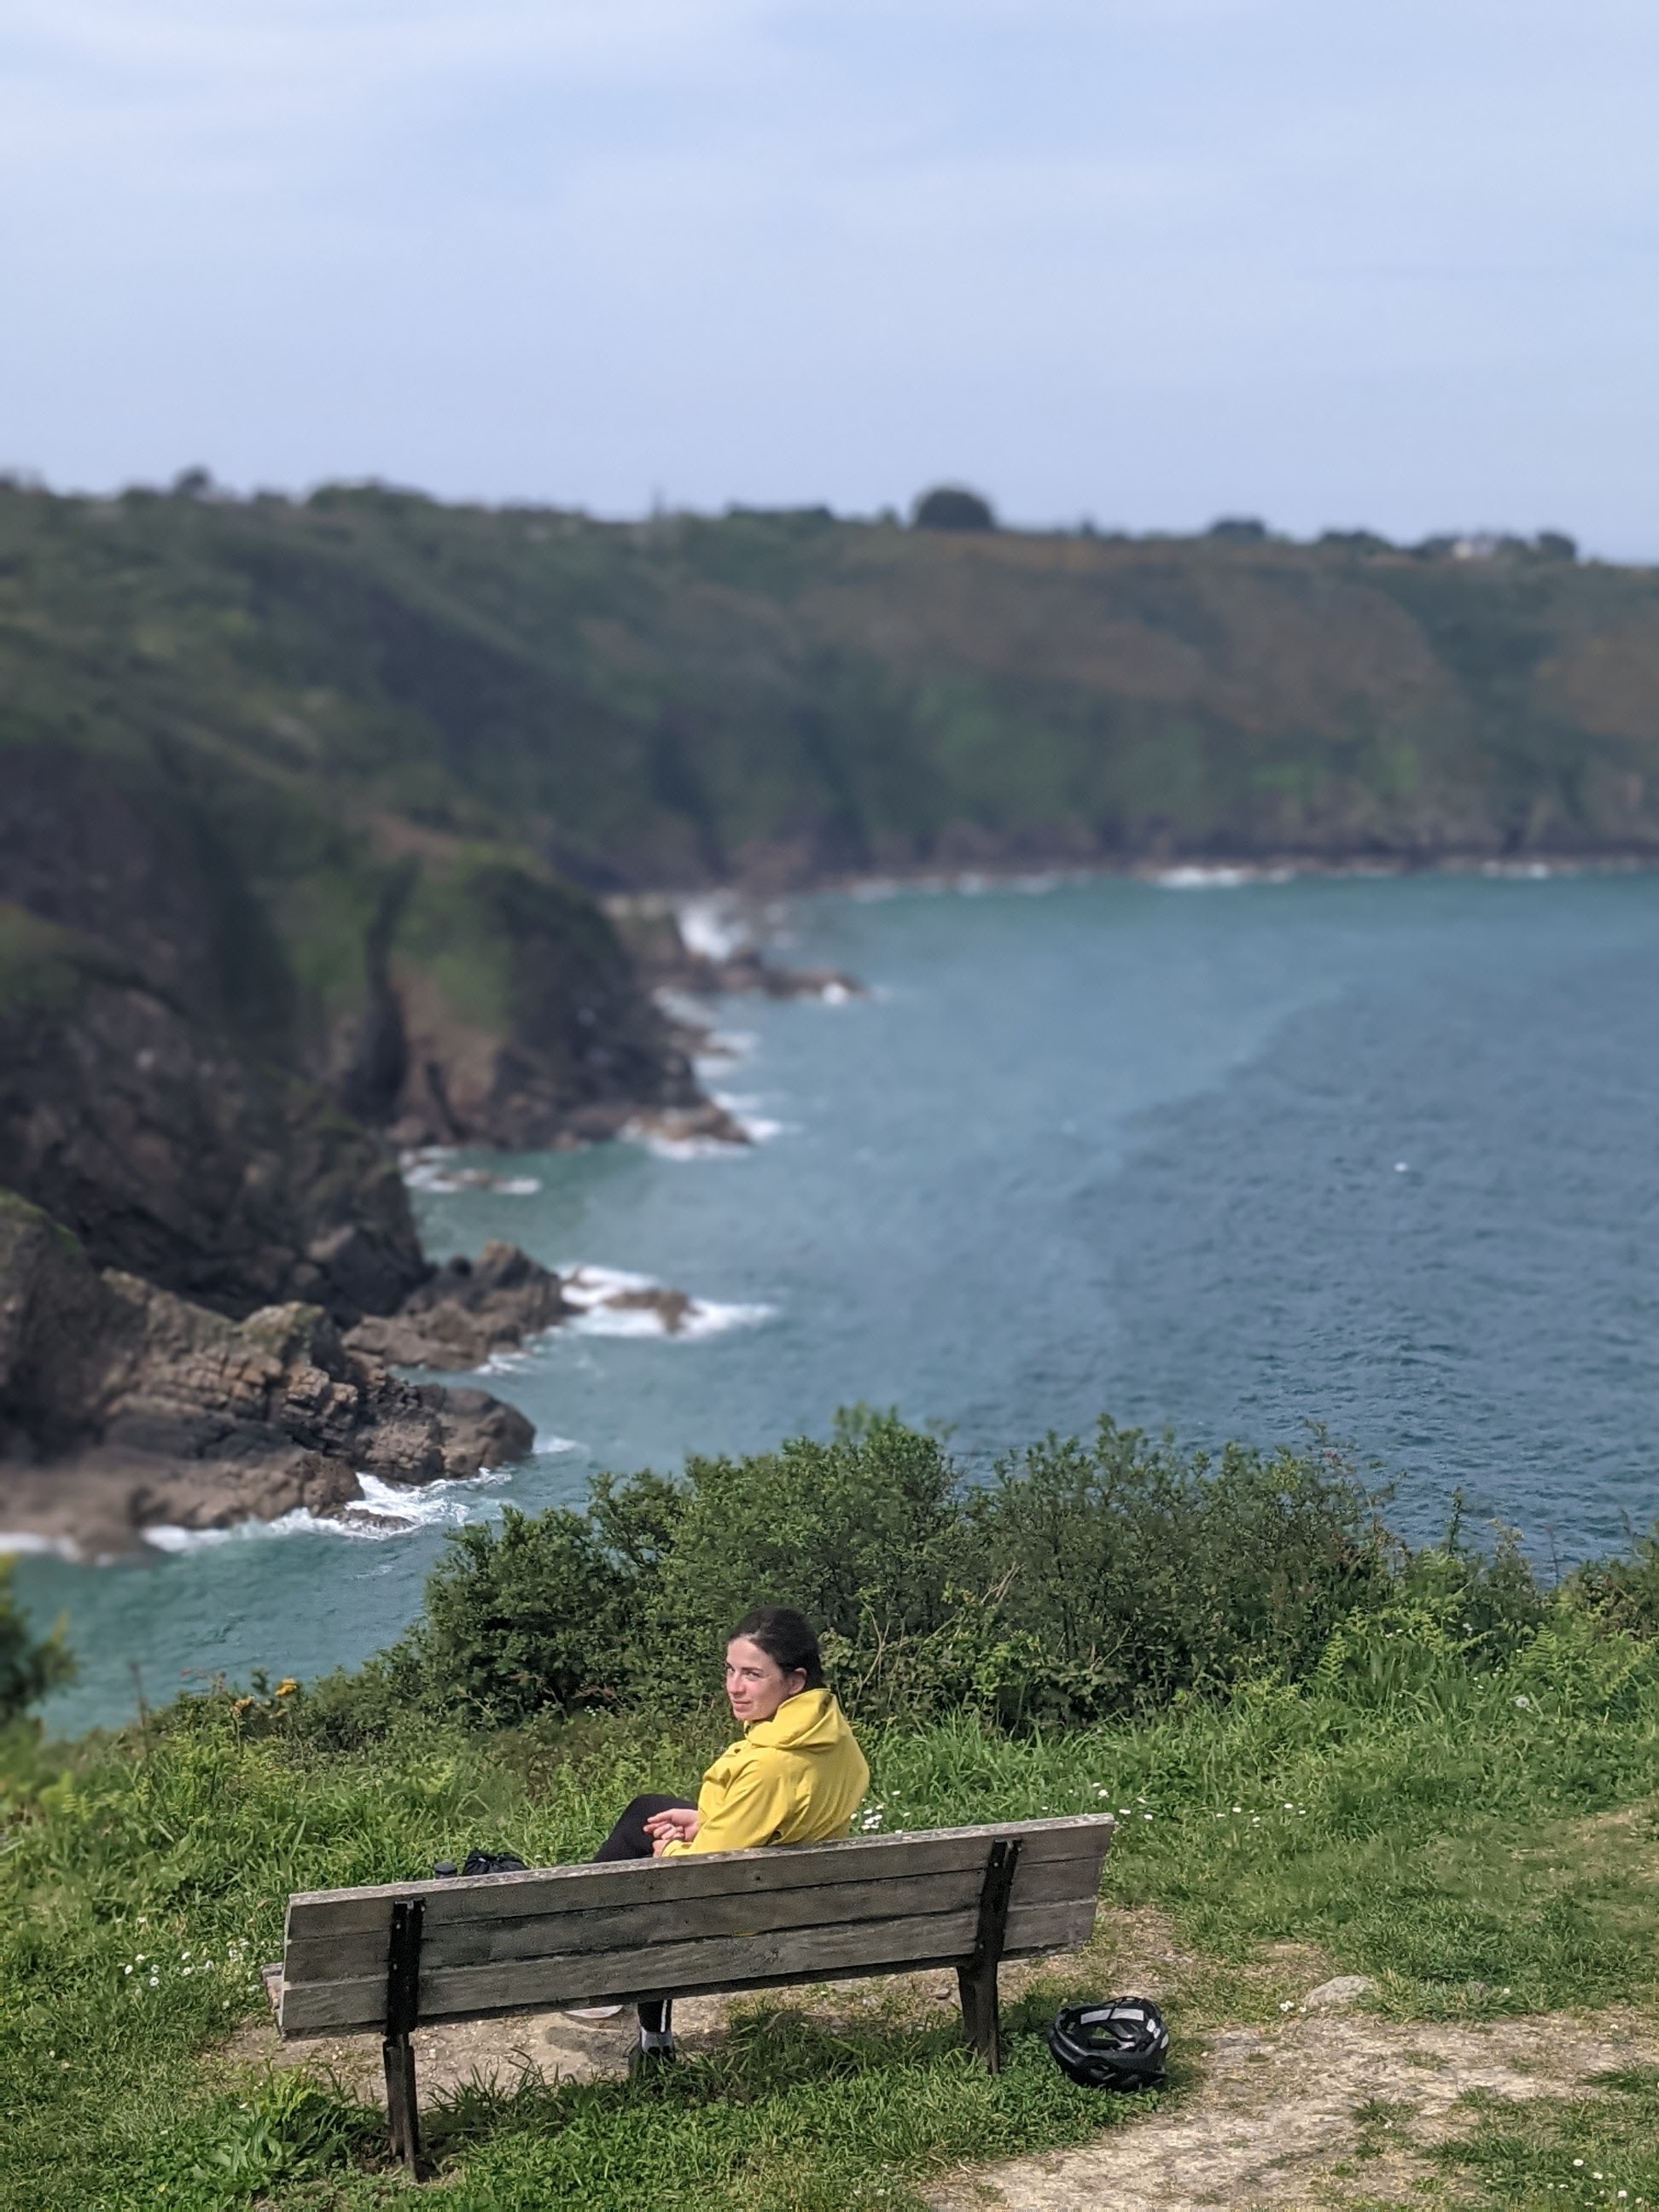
[725, 1636, 807, 1724]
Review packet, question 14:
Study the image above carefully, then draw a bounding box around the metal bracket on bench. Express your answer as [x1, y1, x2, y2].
[958, 1837, 1021, 2074]
[383, 1898, 424, 2178]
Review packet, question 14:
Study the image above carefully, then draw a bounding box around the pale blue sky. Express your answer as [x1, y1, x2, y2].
[4, 0, 1656, 551]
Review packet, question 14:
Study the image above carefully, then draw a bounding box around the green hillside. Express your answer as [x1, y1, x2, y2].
[3, 476, 1656, 1301]
[5, 480, 1659, 899]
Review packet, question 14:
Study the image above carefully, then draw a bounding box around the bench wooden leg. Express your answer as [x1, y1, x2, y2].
[957, 1959, 1004, 2074]
[958, 1835, 1020, 2074]
[383, 2032, 421, 2179]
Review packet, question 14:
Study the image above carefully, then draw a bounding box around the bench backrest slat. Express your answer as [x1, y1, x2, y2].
[282, 1897, 1098, 2035]
[278, 1813, 1113, 2037]
[281, 1848, 1096, 1992]
[284, 1815, 1109, 1936]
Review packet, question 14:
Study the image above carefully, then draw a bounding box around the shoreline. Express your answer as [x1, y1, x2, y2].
[612, 846, 1659, 924]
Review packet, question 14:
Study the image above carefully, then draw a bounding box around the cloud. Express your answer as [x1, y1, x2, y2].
[3, 0, 1656, 547]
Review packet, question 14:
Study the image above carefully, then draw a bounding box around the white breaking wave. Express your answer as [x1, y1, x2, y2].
[0, 1530, 80, 1558]
[560, 1262, 771, 1341]
[710, 1091, 786, 1143]
[137, 1464, 540, 1555]
[138, 1523, 237, 1554]
[1155, 865, 1293, 890]
[693, 1027, 758, 1074]
[629, 1128, 747, 1161]
[626, 1090, 785, 1158]
[676, 894, 750, 962]
[400, 1149, 541, 1196]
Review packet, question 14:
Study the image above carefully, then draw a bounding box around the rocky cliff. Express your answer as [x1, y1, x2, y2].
[0, 701, 713, 1313]
[0, 609, 718, 1540]
[0, 1195, 533, 1555]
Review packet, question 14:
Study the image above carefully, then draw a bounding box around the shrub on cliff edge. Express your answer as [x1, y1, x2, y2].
[0, 1559, 74, 1726]
[380, 1412, 1400, 1731]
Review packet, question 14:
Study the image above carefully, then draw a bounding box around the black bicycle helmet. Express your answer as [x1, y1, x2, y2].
[1047, 1998, 1169, 2088]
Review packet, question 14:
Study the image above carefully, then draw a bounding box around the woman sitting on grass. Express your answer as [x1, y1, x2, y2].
[580, 1606, 869, 2058]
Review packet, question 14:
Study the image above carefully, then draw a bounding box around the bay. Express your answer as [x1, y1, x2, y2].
[18, 869, 1659, 1733]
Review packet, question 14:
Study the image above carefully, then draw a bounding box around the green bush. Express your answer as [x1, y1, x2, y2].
[0, 1558, 73, 1725]
[1564, 1524, 1659, 1639]
[934, 1426, 1393, 1724]
[377, 1412, 1402, 1730]
[312, 1411, 1659, 1743]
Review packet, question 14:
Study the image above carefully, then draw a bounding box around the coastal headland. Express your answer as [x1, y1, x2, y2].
[7, 481, 1659, 1546]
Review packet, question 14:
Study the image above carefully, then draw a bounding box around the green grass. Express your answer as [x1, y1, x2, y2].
[1433, 2069, 1659, 2210]
[6, 1611, 1659, 2210]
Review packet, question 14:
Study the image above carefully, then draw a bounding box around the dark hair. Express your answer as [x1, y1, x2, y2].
[730, 1606, 824, 1690]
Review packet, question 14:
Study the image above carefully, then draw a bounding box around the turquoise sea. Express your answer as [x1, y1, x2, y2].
[17, 868, 1659, 1732]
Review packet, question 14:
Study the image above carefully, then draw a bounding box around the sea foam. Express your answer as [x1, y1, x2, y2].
[400, 1149, 541, 1196]
[133, 1460, 563, 1555]
[675, 894, 749, 962]
[0, 1531, 80, 1559]
[559, 1262, 771, 1341]
[710, 1091, 786, 1143]
[1155, 864, 1294, 890]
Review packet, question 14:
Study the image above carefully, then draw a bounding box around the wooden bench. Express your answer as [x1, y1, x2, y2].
[271, 1812, 1115, 2175]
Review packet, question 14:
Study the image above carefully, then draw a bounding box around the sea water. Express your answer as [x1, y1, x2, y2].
[17, 869, 1659, 1732]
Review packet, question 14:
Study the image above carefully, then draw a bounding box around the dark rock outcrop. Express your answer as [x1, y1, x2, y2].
[374, 864, 708, 1150]
[0, 975, 428, 1324]
[0, 749, 725, 1329]
[345, 1241, 573, 1370]
[0, 750, 429, 1324]
[0, 1193, 531, 1555]
[344, 1244, 716, 1367]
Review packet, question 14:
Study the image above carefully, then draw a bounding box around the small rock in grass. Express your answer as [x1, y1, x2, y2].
[1302, 1976, 1376, 2009]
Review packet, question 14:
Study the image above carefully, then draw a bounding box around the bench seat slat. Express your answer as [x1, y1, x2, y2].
[280, 1848, 1101, 1990]
[279, 1897, 1095, 2034]
[282, 1815, 1115, 1941]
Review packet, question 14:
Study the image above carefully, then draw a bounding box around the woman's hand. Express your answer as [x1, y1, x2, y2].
[643, 1807, 701, 1854]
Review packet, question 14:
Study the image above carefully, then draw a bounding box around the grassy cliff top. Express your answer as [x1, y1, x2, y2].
[7, 1407, 1659, 2209]
[5, 481, 1659, 911]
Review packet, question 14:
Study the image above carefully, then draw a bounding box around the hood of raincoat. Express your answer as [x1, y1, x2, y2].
[745, 1685, 852, 1751]
[661, 1687, 870, 1855]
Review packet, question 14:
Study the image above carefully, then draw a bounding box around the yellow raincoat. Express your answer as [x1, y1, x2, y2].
[661, 1686, 869, 1855]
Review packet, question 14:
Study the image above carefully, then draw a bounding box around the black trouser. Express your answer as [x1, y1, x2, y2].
[593, 1793, 696, 2034]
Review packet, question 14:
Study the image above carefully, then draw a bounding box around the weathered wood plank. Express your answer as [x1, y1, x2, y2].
[283, 1867, 981, 1986]
[278, 1897, 1096, 2035]
[283, 1815, 1114, 1942]
[281, 1849, 1102, 1990]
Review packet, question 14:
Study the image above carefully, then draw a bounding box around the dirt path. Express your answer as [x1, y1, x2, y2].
[224, 1990, 729, 2101]
[930, 2005, 1659, 2211]
[222, 1912, 1659, 2210]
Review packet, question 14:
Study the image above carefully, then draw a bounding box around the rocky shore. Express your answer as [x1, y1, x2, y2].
[0, 1195, 533, 1556]
[342, 1240, 573, 1370]
[607, 898, 864, 1005]
[0, 1191, 721, 1553]
[0, 748, 762, 1553]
